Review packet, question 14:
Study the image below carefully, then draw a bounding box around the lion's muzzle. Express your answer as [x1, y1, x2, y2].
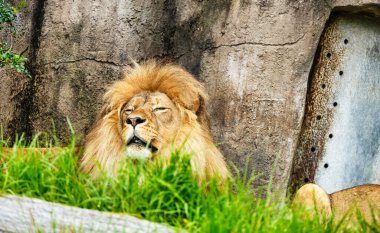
[127, 136, 158, 153]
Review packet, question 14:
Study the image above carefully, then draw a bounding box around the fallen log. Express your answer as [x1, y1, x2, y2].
[0, 195, 179, 233]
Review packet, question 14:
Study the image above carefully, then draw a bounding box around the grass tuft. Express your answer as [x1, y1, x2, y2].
[0, 136, 378, 232]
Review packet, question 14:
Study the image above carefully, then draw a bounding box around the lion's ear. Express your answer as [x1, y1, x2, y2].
[176, 90, 210, 129]
[178, 81, 210, 130]
[195, 94, 211, 130]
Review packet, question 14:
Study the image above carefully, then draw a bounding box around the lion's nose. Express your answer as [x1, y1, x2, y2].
[126, 117, 146, 127]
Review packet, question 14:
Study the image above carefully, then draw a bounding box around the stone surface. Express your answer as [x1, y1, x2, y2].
[290, 13, 380, 194]
[0, 195, 178, 233]
[1, 0, 379, 191]
[199, 0, 331, 188]
[0, 0, 38, 140]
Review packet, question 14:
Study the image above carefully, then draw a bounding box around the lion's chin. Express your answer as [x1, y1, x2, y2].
[125, 144, 153, 160]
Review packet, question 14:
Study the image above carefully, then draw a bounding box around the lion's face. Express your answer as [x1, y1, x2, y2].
[119, 91, 181, 159]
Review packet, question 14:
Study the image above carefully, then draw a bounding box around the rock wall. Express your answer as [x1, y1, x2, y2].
[0, 0, 38, 139]
[1, 0, 379, 191]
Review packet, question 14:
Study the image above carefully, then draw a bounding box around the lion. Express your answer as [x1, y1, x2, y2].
[80, 60, 229, 184]
[292, 183, 380, 223]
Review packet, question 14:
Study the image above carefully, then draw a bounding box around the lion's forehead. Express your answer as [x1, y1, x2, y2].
[127, 91, 174, 108]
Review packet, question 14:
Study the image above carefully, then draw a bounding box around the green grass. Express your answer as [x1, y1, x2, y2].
[0, 136, 379, 232]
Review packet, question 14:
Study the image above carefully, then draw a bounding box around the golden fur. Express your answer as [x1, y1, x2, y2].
[80, 60, 229, 183]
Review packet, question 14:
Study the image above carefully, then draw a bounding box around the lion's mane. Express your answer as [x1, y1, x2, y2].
[80, 60, 229, 183]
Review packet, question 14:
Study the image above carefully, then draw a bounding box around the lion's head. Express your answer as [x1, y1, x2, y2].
[80, 60, 229, 183]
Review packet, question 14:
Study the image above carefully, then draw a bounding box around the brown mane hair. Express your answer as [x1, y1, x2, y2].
[80, 60, 229, 183]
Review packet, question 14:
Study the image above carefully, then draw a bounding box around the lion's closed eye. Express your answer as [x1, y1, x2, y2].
[153, 107, 169, 112]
